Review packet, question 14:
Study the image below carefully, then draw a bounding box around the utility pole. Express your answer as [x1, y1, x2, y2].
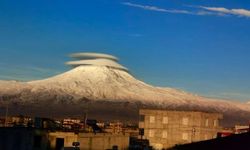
[84, 102, 89, 131]
[4, 102, 9, 127]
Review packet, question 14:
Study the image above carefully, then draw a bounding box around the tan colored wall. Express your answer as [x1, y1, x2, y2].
[49, 132, 78, 149]
[139, 109, 223, 149]
[48, 131, 129, 150]
[78, 133, 129, 150]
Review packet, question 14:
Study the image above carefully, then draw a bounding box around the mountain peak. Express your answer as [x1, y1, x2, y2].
[1, 53, 250, 126]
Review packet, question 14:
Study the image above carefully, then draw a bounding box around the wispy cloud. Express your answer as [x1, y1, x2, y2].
[199, 6, 250, 17]
[205, 92, 250, 101]
[128, 33, 143, 37]
[0, 64, 63, 81]
[122, 2, 193, 14]
[122, 2, 250, 18]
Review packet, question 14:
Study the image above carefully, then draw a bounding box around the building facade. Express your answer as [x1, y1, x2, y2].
[139, 109, 223, 150]
[0, 127, 49, 150]
[0, 127, 129, 150]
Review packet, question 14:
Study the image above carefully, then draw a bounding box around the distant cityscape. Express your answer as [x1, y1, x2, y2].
[0, 108, 249, 150]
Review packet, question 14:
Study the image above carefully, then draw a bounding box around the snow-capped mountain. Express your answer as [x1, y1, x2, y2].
[0, 53, 250, 126]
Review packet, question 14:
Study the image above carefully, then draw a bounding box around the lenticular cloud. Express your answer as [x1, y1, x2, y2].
[65, 52, 128, 71]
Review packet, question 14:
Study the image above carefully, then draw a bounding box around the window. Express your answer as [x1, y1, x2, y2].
[162, 131, 168, 138]
[182, 117, 189, 125]
[149, 116, 155, 123]
[56, 138, 64, 150]
[139, 128, 144, 136]
[205, 119, 209, 127]
[204, 134, 208, 140]
[152, 143, 163, 150]
[139, 115, 145, 122]
[149, 129, 154, 137]
[182, 132, 188, 140]
[213, 120, 217, 127]
[163, 116, 168, 124]
[33, 136, 42, 148]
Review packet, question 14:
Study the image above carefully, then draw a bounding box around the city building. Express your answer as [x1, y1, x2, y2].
[62, 118, 84, 130]
[234, 125, 249, 134]
[170, 131, 250, 150]
[0, 127, 129, 150]
[0, 116, 129, 150]
[139, 109, 223, 149]
[77, 132, 129, 150]
[3, 115, 32, 127]
[217, 128, 234, 137]
[0, 118, 5, 127]
[0, 127, 49, 150]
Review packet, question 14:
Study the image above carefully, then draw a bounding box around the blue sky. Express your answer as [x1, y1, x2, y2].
[0, 0, 250, 101]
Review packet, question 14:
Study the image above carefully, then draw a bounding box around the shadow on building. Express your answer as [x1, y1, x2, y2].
[169, 132, 250, 150]
[0, 117, 129, 150]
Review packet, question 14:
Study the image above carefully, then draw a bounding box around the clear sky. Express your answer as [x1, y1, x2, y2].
[0, 0, 250, 101]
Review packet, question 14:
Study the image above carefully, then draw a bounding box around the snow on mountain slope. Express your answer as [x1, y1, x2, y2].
[25, 66, 250, 112]
[0, 65, 250, 126]
[28, 66, 199, 102]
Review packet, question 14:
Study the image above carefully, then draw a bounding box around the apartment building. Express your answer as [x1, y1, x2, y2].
[139, 109, 223, 149]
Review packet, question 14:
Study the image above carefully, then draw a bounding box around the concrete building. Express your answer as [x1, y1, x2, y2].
[49, 131, 129, 150]
[234, 125, 249, 134]
[139, 109, 223, 150]
[169, 131, 250, 150]
[62, 118, 83, 130]
[0, 127, 49, 150]
[78, 133, 129, 150]
[2, 115, 32, 127]
[0, 127, 129, 150]
[49, 131, 78, 150]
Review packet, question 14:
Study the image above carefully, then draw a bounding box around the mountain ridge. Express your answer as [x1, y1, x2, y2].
[0, 65, 250, 126]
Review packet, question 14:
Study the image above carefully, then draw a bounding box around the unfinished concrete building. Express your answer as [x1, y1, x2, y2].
[0, 128, 129, 150]
[139, 109, 223, 150]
